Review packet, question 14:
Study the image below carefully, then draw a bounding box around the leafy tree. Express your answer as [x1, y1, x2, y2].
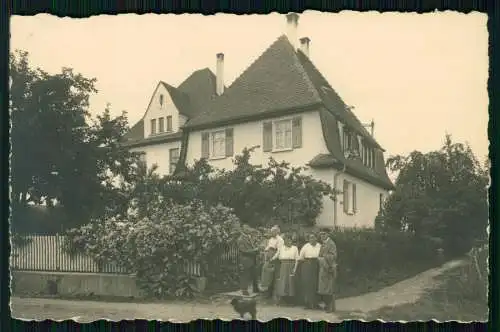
[10, 50, 140, 230]
[383, 134, 488, 255]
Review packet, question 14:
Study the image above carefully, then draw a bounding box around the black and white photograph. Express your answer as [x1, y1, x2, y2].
[9, 11, 489, 322]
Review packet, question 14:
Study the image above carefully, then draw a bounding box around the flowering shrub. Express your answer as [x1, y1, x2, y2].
[64, 200, 244, 298]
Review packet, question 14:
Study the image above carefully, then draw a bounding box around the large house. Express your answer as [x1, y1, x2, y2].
[123, 13, 394, 228]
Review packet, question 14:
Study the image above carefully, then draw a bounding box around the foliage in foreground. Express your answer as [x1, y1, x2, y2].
[65, 200, 243, 298]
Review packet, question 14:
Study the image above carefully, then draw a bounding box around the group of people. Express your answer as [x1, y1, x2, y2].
[237, 225, 338, 313]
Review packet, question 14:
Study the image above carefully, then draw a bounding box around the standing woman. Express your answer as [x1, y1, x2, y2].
[294, 233, 321, 309]
[271, 233, 299, 305]
[260, 225, 284, 298]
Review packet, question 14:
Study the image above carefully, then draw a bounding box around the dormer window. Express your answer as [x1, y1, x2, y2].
[159, 94, 164, 107]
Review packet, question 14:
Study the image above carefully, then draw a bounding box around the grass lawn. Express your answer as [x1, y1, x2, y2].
[359, 258, 489, 322]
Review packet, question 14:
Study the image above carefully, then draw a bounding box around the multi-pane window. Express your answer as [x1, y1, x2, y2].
[169, 148, 180, 175]
[343, 180, 357, 215]
[274, 119, 293, 150]
[211, 130, 226, 158]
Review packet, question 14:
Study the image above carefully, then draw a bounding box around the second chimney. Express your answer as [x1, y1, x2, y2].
[216, 53, 224, 96]
[286, 13, 299, 49]
[299, 37, 310, 57]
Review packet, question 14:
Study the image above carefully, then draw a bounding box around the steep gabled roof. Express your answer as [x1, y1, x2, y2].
[123, 68, 217, 143]
[160, 82, 194, 117]
[184, 35, 323, 129]
[178, 68, 218, 114]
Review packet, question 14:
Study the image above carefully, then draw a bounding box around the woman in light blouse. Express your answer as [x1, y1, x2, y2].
[270, 233, 299, 305]
[294, 233, 322, 309]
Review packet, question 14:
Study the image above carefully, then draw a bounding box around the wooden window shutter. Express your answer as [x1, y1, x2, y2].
[201, 132, 209, 159]
[225, 128, 234, 157]
[343, 180, 349, 213]
[263, 122, 273, 152]
[292, 116, 302, 148]
[352, 183, 357, 213]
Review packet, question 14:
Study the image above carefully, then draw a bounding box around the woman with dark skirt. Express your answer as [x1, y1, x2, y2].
[294, 233, 321, 309]
[270, 234, 299, 305]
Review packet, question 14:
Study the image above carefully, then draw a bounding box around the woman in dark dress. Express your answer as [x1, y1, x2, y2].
[294, 233, 321, 309]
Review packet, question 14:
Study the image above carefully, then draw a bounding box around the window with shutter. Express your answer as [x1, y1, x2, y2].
[201, 132, 209, 159]
[274, 119, 292, 150]
[292, 117, 302, 148]
[343, 180, 349, 213]
[210, 130, 226, 158]
[352, 183, 357, 213]
[225, 128, 234, 157]
[263, 122, 273, 152]
[169, 148, 180, 174]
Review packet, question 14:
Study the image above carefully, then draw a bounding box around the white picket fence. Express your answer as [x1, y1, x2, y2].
[11, 235, 131, 274]
[9, 235, 244, 276]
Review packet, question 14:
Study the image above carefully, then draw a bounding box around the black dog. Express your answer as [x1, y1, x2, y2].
[230, 297, 257, 320]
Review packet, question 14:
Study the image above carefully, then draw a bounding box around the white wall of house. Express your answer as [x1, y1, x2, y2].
[143, 84, 183, 137]
[130, 141, 182, 176]
[185, 110, 329, 169]
[334, 171, 388, 228]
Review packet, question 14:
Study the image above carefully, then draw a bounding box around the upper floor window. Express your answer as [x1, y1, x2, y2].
[262, 116, 302, 152]
[150, 119, 157, 135]
[343, 180, 357, 215]
[201, 128, 234, 159]
[169, 148, 180, 175]
[158, 117, 165, 133]
[166, 116, 173, 132]
[159, 94, 164, 107]
[274, 119, 292, 150]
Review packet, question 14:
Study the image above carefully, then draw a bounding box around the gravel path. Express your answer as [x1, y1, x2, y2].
[11, 259, 466, 322]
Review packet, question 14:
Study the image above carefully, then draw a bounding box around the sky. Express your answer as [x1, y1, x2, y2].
[10, 11, 489, 161]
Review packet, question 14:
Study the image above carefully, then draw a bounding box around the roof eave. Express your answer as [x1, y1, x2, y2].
[183, 102, 323, 131]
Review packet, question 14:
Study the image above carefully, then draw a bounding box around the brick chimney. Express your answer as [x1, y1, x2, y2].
[299, 37, 310, 57]
[216, 53, 224, 96]
[286, 13, 299, 49]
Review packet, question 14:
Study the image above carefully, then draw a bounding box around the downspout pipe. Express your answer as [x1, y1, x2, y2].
[333, 164, 347, 228]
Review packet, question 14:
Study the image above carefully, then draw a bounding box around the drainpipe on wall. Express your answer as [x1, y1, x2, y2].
[333, 164, 347, 228]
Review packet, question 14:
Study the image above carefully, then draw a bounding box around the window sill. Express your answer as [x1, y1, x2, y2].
[271, 147, 293, 153]
[209, 156, 227, 161]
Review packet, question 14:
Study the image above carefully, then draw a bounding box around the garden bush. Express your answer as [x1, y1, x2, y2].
[64, 200, 252, 298]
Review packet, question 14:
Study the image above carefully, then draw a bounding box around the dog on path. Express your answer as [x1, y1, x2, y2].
[230, 297, 257, 320]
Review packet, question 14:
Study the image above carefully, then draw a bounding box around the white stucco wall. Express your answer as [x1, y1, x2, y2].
[130, 141, 182, 176]
[185, 110, 329, 169]
[143, 84, 183, 137]
[334, 171, 388, 228]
